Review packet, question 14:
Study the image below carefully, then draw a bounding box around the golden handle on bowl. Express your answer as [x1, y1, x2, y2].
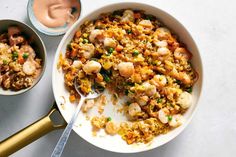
[0, 103, 66, 157]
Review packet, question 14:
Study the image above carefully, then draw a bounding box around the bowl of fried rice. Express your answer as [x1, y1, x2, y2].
[0, 19, 46, 95]
[53, 2, 203, 153]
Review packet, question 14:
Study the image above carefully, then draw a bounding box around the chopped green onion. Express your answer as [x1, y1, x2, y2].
[103, 73, 111, 82]
[125, 89, 129, 95]
[91, 58, 98, 61]
[94, 82, 105, 92]
[95, 26, 101, 29]
[186, 87, 193, 93]
[3, 60, 8, 65]
[133, 50, 139, 56]
[176, 80, 181, 84]
[188, 61, 193, 67]
[126, 101, 131, 106]
[112, 10, 123, 16]
[100, 69, 111, 82]
[107, 117, 112, 121]
[167, 115, 172, 121]
[142, 40, 147, 43]
[125, 89, 134, 96]
[108, 47, 114, 54]
[100, 69, 112, 76]
[145, 14, 155, 21]
[127, 29, 132, 34]
[23, 53, 29, 59]
[126, 82, 135, 86]
[82, 38, 89, 44]
[157, 98, 162, 103]
[67, 44, 72, 50]
[12, 51, 18, 60]
[113, 93, 118, 99]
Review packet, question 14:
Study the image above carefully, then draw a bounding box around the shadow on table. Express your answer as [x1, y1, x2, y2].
[39, 128, 185, 157]
[0, 91, 31, 125]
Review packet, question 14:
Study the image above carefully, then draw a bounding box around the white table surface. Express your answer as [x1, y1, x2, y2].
[0, 0, 236, 156]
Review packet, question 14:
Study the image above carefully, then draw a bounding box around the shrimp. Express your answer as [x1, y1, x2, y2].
[3, 77, 10, 89]
[83, 60, 101, 74]
[154, 40, 168, 47]
[80, 43, 95, 59]
[8, 26, 21, 37]
[117, 62, 134, 78]
[154, 27, 171, 40]
[138, 20, 154, 33]
[158, 108, 169, 124]
[168, 114, 185, 127]
[150, 75, 167, 89]
[138, 95, 149, 106]
[8, 26, 24, 46]
[177, 91, 192, 109]
[142, 82, 156, 96]
[128, 103, 141, 117]
[178, 72, 191, 85]
[174, 47, 192, 60]
[89, 29, 104, 43]
[9, 36, 24, 46]
[121, 10, 134, 22]
[156, 47, 170, 56]
[105, 121, 119, 135]
[139, 20, 153, 28]
[103, 37, 117, 48]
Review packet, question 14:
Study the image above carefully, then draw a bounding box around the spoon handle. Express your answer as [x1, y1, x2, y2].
[51, 97, 85, 157]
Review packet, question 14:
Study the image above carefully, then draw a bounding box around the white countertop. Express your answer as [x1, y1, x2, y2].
[0, 0, 235, 156]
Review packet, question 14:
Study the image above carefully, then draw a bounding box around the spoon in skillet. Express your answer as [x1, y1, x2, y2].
[51, 78, 102, 157]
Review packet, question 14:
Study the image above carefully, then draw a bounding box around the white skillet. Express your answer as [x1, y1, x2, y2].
[52, 2, 203, 153]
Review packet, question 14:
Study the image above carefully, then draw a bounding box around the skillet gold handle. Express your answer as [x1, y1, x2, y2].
[0, 103, 66, 157]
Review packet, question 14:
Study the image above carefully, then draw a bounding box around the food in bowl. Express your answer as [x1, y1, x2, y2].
[0, 26, 42, 90]
[58, 9, 198, 144]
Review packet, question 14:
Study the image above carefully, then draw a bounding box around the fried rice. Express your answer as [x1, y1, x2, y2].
[58, 9, 198, 144]
[0, 26, 42, 90]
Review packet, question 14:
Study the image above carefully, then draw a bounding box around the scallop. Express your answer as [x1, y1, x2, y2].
[168, 114, 185, 127]
[72, 60, 82, 69]
[177, 91, 192, 109]
[23, 61, 36, 75]
[83, 60, 101, 74]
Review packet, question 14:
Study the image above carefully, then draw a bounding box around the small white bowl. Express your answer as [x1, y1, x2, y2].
[27, 0, 82, 36]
